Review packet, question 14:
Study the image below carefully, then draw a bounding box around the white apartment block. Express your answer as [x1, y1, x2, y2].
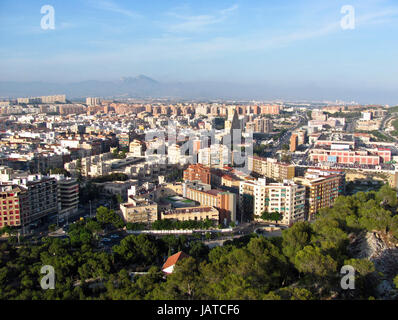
[198, 144, 231, 168]
[86, 97, 101, 106]
[240, 178, 306, 226]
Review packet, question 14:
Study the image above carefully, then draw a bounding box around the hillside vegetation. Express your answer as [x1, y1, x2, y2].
[1, 186, 398, 300]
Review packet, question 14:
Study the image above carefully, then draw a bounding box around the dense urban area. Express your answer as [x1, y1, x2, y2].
[0, 95, 398, 300]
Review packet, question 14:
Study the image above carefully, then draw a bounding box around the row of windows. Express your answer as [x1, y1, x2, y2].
[2, 200, 19, 204]
[2, 205, 19, 209]
[0, 216, 20, 221]
[0, 221, 20, 226]
[0, 211, 20, 215]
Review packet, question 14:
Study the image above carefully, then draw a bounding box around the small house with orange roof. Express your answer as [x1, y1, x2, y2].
[161, 251, 189, 275]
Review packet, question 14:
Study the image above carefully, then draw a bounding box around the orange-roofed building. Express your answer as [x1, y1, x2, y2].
[162, 251, 190, 274]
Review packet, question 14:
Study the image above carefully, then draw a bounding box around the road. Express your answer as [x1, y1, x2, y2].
[204, 223, 284, 248]
[380, 112, 398, 142]
[266, 113, 307, 157]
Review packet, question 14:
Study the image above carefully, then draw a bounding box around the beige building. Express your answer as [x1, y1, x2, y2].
[356, 119, 381, 131]
[120, 198, 158, 224]
[254, 118, 273, 133]
[161, 206, 219, 223]
[129, 140, 144, 157]
[248, 156, 295, 182]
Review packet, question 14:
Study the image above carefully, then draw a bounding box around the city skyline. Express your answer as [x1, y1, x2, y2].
[0, 0, 398, 104]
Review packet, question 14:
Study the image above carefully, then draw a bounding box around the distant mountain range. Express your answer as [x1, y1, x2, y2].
[0, 75, 283, 101]
[0, 75, 396, 104]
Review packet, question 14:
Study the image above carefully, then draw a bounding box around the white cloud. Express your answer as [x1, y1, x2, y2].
[92, 0, 141, 18]
[166, 4, 238, 33]
[356, 7, 398, 26]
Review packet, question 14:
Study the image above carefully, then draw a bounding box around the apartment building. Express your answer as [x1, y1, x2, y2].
[120, 197, 158, 224]
[59, 104, 86, 115]
[86, 97, 101, 106]
[296, 130, 307, 145]
[294, 168, 345, 221]
[118, 133, 131, 148]
[0, 184, 26, 228]
[183, 164, 211, 185]
[1, 168, 62, 229]
[248, 156, 296, 181]
[51, 175, 79, 217]
[198, 144, 231, 168]
[240, 178, 306, 226]
[17, 95, 66, 104]
[260, 105, 280, 115]
[168, 144, 183, 165]
[254, 118, 273, 133]
[161, 206, 219, 223]
[129, 140, 144, 157]
[40, 95, 66, 104]
[1, 175, 59, 229]
[309, 147, 391, 165]
[20, 176, 59, 225]
[182, 181, 236, 224]
[290, 133, 298, 152]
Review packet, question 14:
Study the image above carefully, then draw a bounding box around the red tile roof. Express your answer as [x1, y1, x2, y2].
[162, 251, 189, 271]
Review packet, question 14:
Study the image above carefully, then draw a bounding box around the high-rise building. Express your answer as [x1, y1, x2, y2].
[260, 104, 280, 115]
[168, 144, 182, 165]
[86, 97, 101, 106]
[240, 178, 306, 226]
[17, 95, 66, 104]
[183, 164, 211, 185]
[198, 144, 231, 168]
[0, 185, 26, 229]
[296, 130, 307, 145]
[51, 175, 79, 217]
[1, 174, 59, 230]
[40, 95, 66, 104]
[290, 134, 298, 152]
[20, 176, 59, 226]
[254, 118, 273, 133]
[118, 132, 131, 148]
[129, 140, 144, 157]
[294, 168, 345, 221]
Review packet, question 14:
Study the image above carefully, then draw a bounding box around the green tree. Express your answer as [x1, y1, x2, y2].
[96, 206, 124, 228]
[294, 246, 337, 278]
[376, 185, 398, 209]
[261, 211, 283, 224]
[394, 275, 398, 289]
[154, 257, 200, 300]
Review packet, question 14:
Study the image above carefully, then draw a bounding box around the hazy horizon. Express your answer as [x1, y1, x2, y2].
[1, 0, 398, 104]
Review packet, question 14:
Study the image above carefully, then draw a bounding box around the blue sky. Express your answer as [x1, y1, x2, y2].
[0, 0, 397, 102]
